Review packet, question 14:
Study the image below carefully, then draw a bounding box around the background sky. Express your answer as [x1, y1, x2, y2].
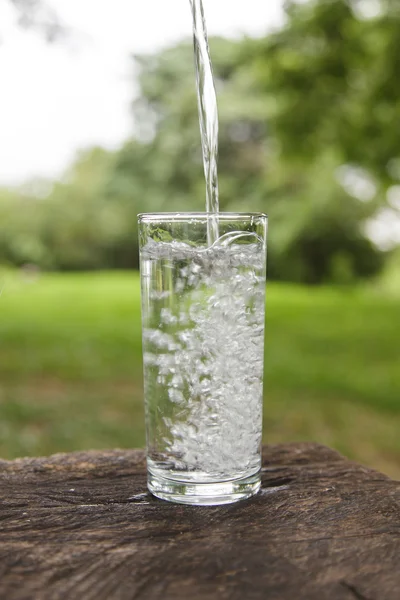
[0, 0, 284, 185]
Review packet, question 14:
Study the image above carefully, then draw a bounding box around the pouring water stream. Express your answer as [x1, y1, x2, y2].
[189, 0, 220, 245]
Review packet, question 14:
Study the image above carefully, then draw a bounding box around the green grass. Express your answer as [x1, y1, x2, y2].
[0, 271, 399, 478]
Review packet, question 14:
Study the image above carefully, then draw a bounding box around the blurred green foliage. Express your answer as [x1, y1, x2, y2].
[1, 0, 399, 282]
[6, 0, 66, 42]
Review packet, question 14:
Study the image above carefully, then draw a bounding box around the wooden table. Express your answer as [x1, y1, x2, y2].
[0, 443, 399, 600]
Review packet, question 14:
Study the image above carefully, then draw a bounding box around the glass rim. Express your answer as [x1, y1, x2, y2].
[138, 212, 268, 222]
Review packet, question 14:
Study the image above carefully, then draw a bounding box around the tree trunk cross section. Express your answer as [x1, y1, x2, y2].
[0, 443, 398, 600]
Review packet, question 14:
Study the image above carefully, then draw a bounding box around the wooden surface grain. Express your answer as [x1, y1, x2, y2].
[0, 443, 398, 600]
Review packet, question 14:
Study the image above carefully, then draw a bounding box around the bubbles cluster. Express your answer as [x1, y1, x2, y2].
[142, 239, 266, 478]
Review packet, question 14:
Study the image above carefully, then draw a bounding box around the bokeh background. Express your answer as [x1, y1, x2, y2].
[0, 0, 399, 477]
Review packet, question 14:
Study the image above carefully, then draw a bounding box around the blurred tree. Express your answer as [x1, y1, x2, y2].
[240, 0, 400, 280]
[0, 149, 127, 271]
[0, 187, 50, 268]
[245, 0, 400, 187]
[111, 18, 387, 282]
[130, 38, 269, 213]
[2, 0, 397, 281]
[39, 148, 125, 270]
[4, 0, 65, 42]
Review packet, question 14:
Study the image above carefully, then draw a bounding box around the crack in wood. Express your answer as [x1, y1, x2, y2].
[341, 580, 375, 600]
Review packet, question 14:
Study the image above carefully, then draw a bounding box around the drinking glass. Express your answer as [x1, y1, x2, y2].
[138, 212, 267, 505]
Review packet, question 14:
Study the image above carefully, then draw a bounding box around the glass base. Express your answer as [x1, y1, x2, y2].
[147, 470, 261, 506]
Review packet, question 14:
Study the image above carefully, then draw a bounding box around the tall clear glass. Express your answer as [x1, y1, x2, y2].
[138, 213, 267, 505]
